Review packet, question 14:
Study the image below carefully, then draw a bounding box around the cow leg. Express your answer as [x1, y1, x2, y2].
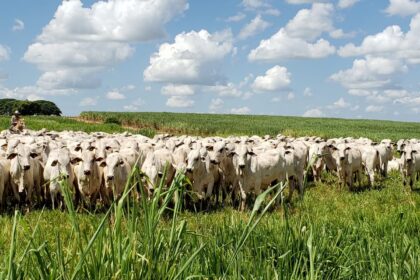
[239, 187, 247, 211]
[11, 182, 20, 203]
[287, 178, 295, 202]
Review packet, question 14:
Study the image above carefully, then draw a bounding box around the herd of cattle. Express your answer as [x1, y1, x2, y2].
[0, 129, 417, 211]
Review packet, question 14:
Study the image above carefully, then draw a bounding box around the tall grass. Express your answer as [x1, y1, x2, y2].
[1, 171, 419, 279]
[80, 111, 420, 140]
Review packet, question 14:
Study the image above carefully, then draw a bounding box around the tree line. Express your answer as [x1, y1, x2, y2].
[0, 99, 62, 115]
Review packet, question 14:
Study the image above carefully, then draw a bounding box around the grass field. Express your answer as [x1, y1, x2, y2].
[0, 113, 419, 279]
[81, 111, 420, 140]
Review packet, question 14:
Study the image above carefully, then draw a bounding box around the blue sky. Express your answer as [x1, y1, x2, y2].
[1, 0, 420, 121]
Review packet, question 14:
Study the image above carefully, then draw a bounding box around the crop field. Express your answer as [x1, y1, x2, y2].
[0, 114, 419, 279]
[81, 111, 420, 140]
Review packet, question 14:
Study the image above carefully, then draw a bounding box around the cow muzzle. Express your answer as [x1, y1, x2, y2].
[210, 159, 219, 164]
[239, 164, 245, 169]
[84, 170, 91, 176]
[107, 175, 114, 181]
[186, 167, 193, 173]
[340, 157, 345, 161]
[23, 165, 30, 171]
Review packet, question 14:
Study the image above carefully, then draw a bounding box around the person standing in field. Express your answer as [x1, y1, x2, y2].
[10, 110, 24, 132]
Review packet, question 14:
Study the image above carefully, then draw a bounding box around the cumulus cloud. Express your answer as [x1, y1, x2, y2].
[161, 84, 195, 96]
[24, 0, 188, 90]
[338, 0, 359, 9]
[0, 85, 75, 100]
[209, 98, 224, 112]
[123, 98, 144, 111]
[12, 19, 24, 31]
[249, 3, 336, 61]
[230, 106, 251, 114]
[0, 45, 10, 61]
[80, 96, 98, 106]
[385, 0, 420, 16]
[106, 91, 125, 100]
[238, 15, 271, 40]
[365, 105, 383, 112]
[303, 87, 313, 96]
[303, 108, 325, 117]
[242, 0, 268, 9]
[330, 56, 406, 90]
[144, 29, 233, 85]
[226, 12, 246, 22]
[252, 65, 291, 91]
[328, 97, 350, 109]
[166, 96, 194, 108]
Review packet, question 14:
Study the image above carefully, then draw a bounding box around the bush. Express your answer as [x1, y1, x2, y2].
[104, 117, 122, 125]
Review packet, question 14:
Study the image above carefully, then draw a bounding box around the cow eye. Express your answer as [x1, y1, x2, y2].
[201, 157, 206, 161]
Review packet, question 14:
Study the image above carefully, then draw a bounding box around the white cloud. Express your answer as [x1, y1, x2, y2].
[123, 98, 144, 111]
[24, 0, 188, 90]
[106, 91, 125, 100]
[303, 108, 325, 117]
[238, 15, 271, 40]
[249, 4, 336, 61]
[0, 85, 75, 100]
[242, 0, 268, 9]
[303, 87, 313, 96]
[166, 96, 194, 108]
[285, 0, 328, 4]
[328, 97, 350, 109]
[365, 105, 383, 112]
[12, 19, 24, 31]
[144, 29, 233, 85]
[330, 56, 406, 90]
[37, 0, 188, 43]
[80, 97, 98, 106]
[226, 12, 246, 22]
[285, 3, 334, 41]
[123, 105, 139, 112]
[209, 98, 224, 112]
[230, 106, 251, 114]
[339, 16, 420, 64]
[252, 65, 291, 91]
[0, 45, 10, 61]
[385, 0, 420, 16]
[208, 83, 243, 97]
[338, 0, 359, 9]
[329, 29, 356, 39]
[287, 92, 295, 100]
[161, 84, 195, 96]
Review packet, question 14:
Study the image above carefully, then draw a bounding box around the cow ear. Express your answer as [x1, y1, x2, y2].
[51, 160, 58, 167]
[100, 161, 107, 167]
[1, 144, 7, 151]
[7, 153, 17, 160]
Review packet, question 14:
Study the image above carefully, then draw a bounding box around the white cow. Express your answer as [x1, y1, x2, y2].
[101, 152, 131, 203]
[43, 148, 75, 208]
[8, 143, 35, 205]
[72, 150, 102, 205]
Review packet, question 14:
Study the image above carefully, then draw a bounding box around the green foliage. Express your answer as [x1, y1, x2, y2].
[80, 111, 420, 141]
[104, 117, 122, 125]
[0, 98, 62, 116]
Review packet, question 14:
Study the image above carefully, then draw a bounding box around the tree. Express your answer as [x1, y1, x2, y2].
[0, 99, 62, 115]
